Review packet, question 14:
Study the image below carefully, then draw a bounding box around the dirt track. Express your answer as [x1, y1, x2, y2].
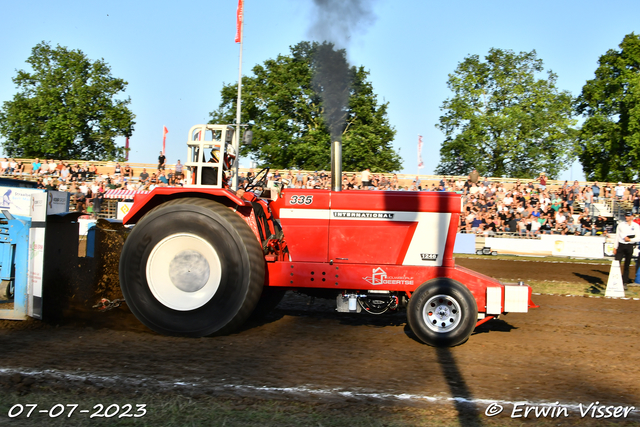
[456, 257, 614, 285]
[1, 258, 639, 423]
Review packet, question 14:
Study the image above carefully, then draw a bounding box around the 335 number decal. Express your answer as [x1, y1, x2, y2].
[290, 195, 313, 205]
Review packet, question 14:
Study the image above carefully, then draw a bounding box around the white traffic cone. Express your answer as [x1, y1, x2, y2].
[605, 260, 626, 298]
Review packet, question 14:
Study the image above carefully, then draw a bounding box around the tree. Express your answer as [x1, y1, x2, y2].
[435, 48, 576, 179]
[0, 42, 135, 161]
[575, 33, 640, 182]
[210, 41, 401, 172]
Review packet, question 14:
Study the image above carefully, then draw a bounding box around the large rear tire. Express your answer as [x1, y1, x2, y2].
[119, 198, 264, 337]
[407, 278, 477, 347]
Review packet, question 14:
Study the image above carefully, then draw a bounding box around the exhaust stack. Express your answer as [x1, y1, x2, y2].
[331, 139, 342, 191]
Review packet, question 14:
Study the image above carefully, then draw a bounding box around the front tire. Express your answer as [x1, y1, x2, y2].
[407, 278, 478, 347]
[119, 198, 264, 337]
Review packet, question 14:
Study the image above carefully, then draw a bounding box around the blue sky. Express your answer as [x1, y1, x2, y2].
[1, 0, 638, 181]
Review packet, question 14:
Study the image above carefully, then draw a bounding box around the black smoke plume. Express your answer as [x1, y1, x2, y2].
[311, 43, 351, 142]
[308, 0, 378, 141]
[308, 0, 377, 50]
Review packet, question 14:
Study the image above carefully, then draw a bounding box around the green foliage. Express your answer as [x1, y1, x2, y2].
[575, 33, 640, 182]
[0, 41, 135, 161]
[210, 41, 401, 172]
[435, 48, 576, 179]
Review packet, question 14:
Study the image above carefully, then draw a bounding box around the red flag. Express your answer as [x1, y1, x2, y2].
[162, 126, 169, 155]
[125, 137, 130, 161]
[235, 0, 244, 43]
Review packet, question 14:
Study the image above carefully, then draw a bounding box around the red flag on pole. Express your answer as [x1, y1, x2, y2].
[235, 0, 244, 43]
[162, 126, 169, 155]
[125, 137, 130, 161]
[417, 135, 424, 169]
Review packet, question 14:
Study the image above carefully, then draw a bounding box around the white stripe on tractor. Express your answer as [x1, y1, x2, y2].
[280, 209, 451, 267]
[279, 208, 331, 220]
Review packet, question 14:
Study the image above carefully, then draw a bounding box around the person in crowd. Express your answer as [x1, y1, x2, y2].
[47, 159, 57, 175]
[139, 168, 150, 183]
[73, 186, 86, 212]
[55, 160, 65, 176]
[360, 168, 371, 189]
[539, 212, 553, 235]
[615, 182, 626, 200]
[15, 161, 24, 175]
[158, 151, 166, 171]
[175, 160, 184, 180]
[89, 163, 98, 179]
[91, 191, 104, 219]
[0, 158, 8, 175]
[535, 172, 547, 191]
[579, 212, 593, 236]
[468, 169, 479, 185]
[594, 215, 608, 236]
[166, 169, 176, 186]
[158, 171, 168, 186]
[614, 211, 640, 288]
[591, 181, 601, 201]
[628, 184, 637, 203]
[7, 159, 16, 175]
[583, 186, 594, 218]
[31, 158, 42, 175]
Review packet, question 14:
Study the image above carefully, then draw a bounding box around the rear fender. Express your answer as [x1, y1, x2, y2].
[450, 265, 537, 316]
[123, 187, 249, 225]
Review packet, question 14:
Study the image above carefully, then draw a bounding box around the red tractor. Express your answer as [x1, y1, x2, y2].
[119, 124, 536, 347]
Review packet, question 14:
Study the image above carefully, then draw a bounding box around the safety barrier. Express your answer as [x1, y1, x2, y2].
[0, 184, 69, 320]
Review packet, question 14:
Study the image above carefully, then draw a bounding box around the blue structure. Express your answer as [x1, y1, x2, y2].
[0, 211, 32, 320]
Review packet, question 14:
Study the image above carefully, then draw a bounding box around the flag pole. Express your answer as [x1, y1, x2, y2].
[232, 0, 244, 191]
[417, 134, 424, 175]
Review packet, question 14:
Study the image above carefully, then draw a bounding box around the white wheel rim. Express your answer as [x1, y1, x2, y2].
[422, 294, 462, 333]
[146, 233, 222, 311]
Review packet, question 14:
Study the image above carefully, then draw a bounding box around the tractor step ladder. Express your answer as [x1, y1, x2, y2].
[0, 211, 31, 320]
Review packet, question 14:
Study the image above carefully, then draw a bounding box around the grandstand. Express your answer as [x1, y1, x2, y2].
[1, 158, 635, 237]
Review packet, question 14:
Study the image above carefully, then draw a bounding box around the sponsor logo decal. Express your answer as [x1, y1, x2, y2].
[363, 267, 414, 286]
[333, 212, 394, 219]
[421, 253, 438, 261]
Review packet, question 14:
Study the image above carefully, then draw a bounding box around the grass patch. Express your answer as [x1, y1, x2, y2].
[510, 280, 640, 298]
[455, 253, 612, 264]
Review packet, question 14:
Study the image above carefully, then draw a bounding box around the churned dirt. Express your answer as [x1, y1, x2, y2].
[0, 258, 639, 424]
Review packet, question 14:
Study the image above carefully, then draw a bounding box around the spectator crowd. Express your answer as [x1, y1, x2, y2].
[2, 156, 637, 238]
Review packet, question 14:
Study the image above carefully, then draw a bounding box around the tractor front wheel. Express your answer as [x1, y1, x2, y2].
[407, 278, 477, 347]
[119, 198, 264, 337]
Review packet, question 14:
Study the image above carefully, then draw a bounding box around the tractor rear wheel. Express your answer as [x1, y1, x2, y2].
[407, 278, 477, 347]
[119, 198, 264, 337]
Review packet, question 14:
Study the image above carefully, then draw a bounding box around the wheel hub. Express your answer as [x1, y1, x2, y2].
[169, 250, 210, 292]
[146, 233, 222, 311]
[423, 294, 462, 333]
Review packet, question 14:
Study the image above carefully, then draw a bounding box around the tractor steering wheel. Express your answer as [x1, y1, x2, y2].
[244, 167, 270, 193]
